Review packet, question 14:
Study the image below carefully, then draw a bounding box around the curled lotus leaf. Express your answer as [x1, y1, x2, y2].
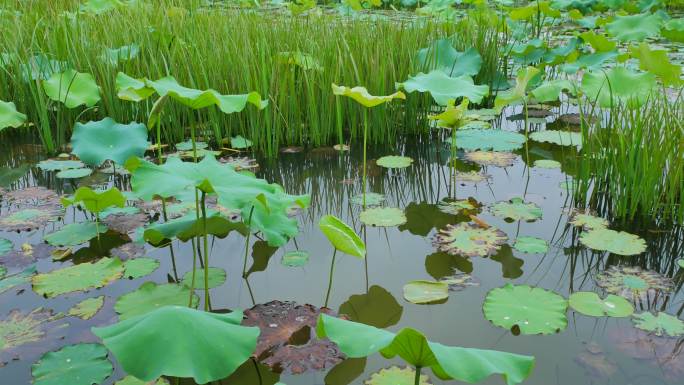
[123, 258, 159, 279]
[44, 222, 108, 247]
[632, 312, 684, 337]
[454, 129, 526, 152]
[0, 206, 63, 231]
[529, 130, 582, 147]
[365, 366, 432, 385]
[579, 227, 646, 256]
[115, 281, 199, 320]
[376, 156, 413, 169]
[319, 215, 365, 258]
[0, 100, 27, 130]
[71, 118, 149, 167]
[416, 38, 482, 77]
[281, 251, 309, 267]
[437, 197, 481, 216]
[0, 308, 66, 356]
[68, 296, 105, 320]
[42, 69, 101, 108]
[606, 13, 662, 42]
[464, 151, 517, 167]
[350, 192, 385, 207]
[396, 70, 489, 105]
[56, 168, 93, 179]
[581, 67, 656, 108]
[569, 211, 608, 229]
[513, 237, 548, 253]
[483, 284, 568, 335]
[31, 343, 113, 385]
[568, 292, 633, 318]
[595, 266, 672, 301]
[360, 207, 407, 227]
[491, 198, 542, 222]
[32, 257, 124, 298]
[37, 159, 85, 172]
[403, 280, 449, 304]
[433, 223, 507, 257]
[331, 84, 406, 108]
[454, 171, 490, 183]
[532, 159, 561, 169]
[181, 267, 227, 289]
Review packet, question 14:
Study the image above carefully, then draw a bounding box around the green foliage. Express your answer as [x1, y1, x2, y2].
[318, 215, 365, 258]
[632, 312, 684, 337]
[114, 282, 199, 320]
[568, 292, 633, 317]
[415, 39, 482, 77]
[71, 118, 149, 166]
[403, 280, 449, 304]
[181, 267, 227, 289]
[579, 227, 647, 255]
[397, 70, 489, 105]
[332, 84, 406, 108]
[0, 100, 26, 130]
[581, 67, 656, 108]
[454, 129, 526, 152]
[62, 187, 126, 215]
[44, 222, 108, 246]
[31, 344, 113, 385]
[32, 257, 124, 297]
[43, 69, 101, 108]
[359, 207, 407, 227]
[605, 13, 662, 41]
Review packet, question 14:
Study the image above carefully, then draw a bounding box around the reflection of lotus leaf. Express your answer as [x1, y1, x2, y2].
[464, 151, 517, 167]
[281, 251, 309, 267]
[454, 171, 489, 182]
[513, 236, 548, 253]
[433, 223, 507, 257]
[568, 292, 633, 317]
[530, 130, 581, 146]
[37, 159, 85, 171]
[365, 366, 432, 385]
[376, 156, 413, 169]
[0, 308, 64, 354]
[454, 129, 526, 152]
[0, 207, 62, 231]
[339, 285, 403, 329]
[44, 222, 108, 246]
[403, 280, 449, 304]
[595, 266, 672, 301]
[350, 192, 385, 207]
[71, 118, 149, 166]
[491, 198, 542, 222]
[31, 343, 113, 385]
[32, 257, 124, 298]
[579, 228, 646, 255]
[569, 211, 608, 229]
[123, 258, 160, 279]
[533, 159, 561, 169]
[441, 273, 478, 291]
[56, 168, 93, 179]
[483, 284, 568, 335]
[68, 296, 105, 320]
[181, 267, 227, 289]
[114, 281, 199, 320]
[0, 265, 36, 294]
[632, 312, 684, 337]
[437, 198, 481, 215]
[360, 207, 407, 227]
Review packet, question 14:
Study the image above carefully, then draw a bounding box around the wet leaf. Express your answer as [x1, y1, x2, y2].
[397, 70, 489, 105]
[68, 296, 105, 320]
[579, 227, 646, 255]
[31, 343, 113, 385]
[360, 207, 407, 227]
[365, 366, 432, 385]
[568, 292, 633, 317]
[491, 198, 542, 222]
[123, 258, 159, 279]
[376, 156, 413, 169]
[71, 118, 149, 167]
[529, 130, 581, 147]
[181, 267, 226, 289]
[32, 257, 124, 298]
[403, 280, 449, 304]
[114, 281, 199, 320]
[319, 215, 365, 258]
[44, 222, 108, 247]
[632, 312, 684, 337]
[43, 69, 101, 108]
[433, 223, 507, 257]
[454, 129, 526, 152]
[331, 84, 405, 108]
[281, 251, 309, 267]
[513, 237, 548, 253]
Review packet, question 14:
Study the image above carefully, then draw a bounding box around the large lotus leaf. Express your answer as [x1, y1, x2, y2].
[331, 84, 406, 108]
[0, 100, 27, 130]
[43, 69, 101, 108]
[44, 222, 108, 246]
[629, 43, 682, 86]
[32, 257, 124, 297]
[568, 292, 633, 318]
[316, 314, 534, 385]
[453, 129, 526, 152]
[319, 215, 365, 258]
[143, 211, 247, 245]
[128, 155, 309, 246]
[561, 51, 619, 74]
[632, 312, 684, 337]
[360, 207, 407, 227]
[100, 43, 140, 66]
[494, 66, 541, 111]
[114, 281, 199, 320]
[62, 187, 126, 215]
[529, 130, 581, 146]
[68, 296, 105, 320]
[530, 79, 575, 103]
[366, 366, 432, 385]
[606, 13, 662, 42]
[491, 198, 542, 222]
[0, 265, 36, 294]
[403, 280, 449, 304]
[483, 284, 568, 335]
[433, 223, 507, 257]
[579, 31, 617, 53]
[397, 71, 489, 105]
[532, 159, 560, 169]
[182, 267, 226, 289]
[123, 258, 160, 279]
[579, 227, 646, 255]
[415, 39, 482, 77]
[513, 237, 548, 253]
[71, 118, 149, 166]
[31, 343, 113, 385]
[93, 306, 258, 383]
[662, 18, 684, 43]
[581, 67, 656, 108]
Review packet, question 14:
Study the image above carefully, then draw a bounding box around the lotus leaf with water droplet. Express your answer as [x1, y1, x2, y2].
[568, 292, 633, 318]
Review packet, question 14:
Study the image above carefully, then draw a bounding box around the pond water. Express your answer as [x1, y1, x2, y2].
[0, 106, 682, 385]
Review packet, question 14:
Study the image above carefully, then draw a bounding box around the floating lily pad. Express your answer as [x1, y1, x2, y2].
[454, 171, 490, 183]
[31, 343, 113, 385]
[0, 308, 64, 355]
[513, 237, 548, 253]
[491, 198, 542, 222]
[568, 292, 633, 318]
[579, 228, 646, 255]
[483, 284, 568, 335]
[433, 223, 507, 257]
[454, 129, 526, 152]
[114, 281, 199, 320]
[595, 266, 672, 301]
[181, 267, 227, 289]
[360, 207, 407, 227]
[281, 251, 309, 267]
[32, 257, 124, 298]
[350, 193, 385, 207]
[376, 156, 413, 169]
[0, 265, 36, 294]
[437, 198, 481, 216]
[0, 238, 12, 256]
[44, 222, 108, 247]
[230, 135, 252, 149]
[569, 211, 608, 230]
[175, 140, 208, 151]
[37, 159, 85, 172]
[68, 296, 105, 320]
[464, 151, 517, 167]
[632, 312, 684, 337]
[365, 366, 432, 385]
[403, 280, 449, 304]
[530, 130, 582, 146]
[533, 159, 561, 169]
[0, 207, 63, 231]
[123, 258, 160, 279]
[440, 272, 479, 291]
[56, 168, 93, 179]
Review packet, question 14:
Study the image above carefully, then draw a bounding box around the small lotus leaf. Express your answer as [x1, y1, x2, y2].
[403, 280, 449, 304]
[43, 69, 101, 108]
[331, 84, 406, 108]
[277, 51, 323, 71]
[454, 171, 489, 183]
[433, 223, 507, 257]
[513, 237, 548, 253]
[31, 343, 113, 385]
[350, 192, 385, 206]
[360, 207, 407, 227]
[494, 66, 541, 111]
[123, 258, 159, 279]
[319, 215, 365, 258]
[533, 159, 561, 169]
[68, 296, 105, 320]
[376, 156, 413, 169]
[397, 70, 489, 105]
[45, 222, 108, 247]
[56, 168, 93, 179]
[282, 251, 309, 267]
[71, 118, 149, 166]
[230, 135, 252, 149]
[569, 212, 608, 229]
[491, 198, 542, 222]
[181, 267, 226, 289]
[37, 159, 85, 171]
[62, 187, 126, 215]
[0, 100, 27, 130]
[454, 129, 526, 152]
[568, 292, 633, 318]
[437, 198, 481, 216]
[632, 312, 684, 337]
[114, 281, 199, 320]
[32, 257, 124, 297]
[579, 228, 646, 255]
[464, 151, 517, 167]
[365, 366, 432, 385]
[530, 130, 582, 146]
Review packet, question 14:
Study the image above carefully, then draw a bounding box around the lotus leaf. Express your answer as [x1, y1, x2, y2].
[80, 0, 134, 14]
[454, 171, 489, 183]
[123, 258, 159, 279]
[62, 186, 126, 215]
[433, 223, 507, 257]
[231, 135, 253, 149]
[319, 215, 365, 258]
[415, 39, 482, 77]
[483, 284, 568, 335]
[20, 54, 68, 82]
[454, 129, 526, 152]
[509, 1, 560, 19]
[0, 100, 26, 130]
[632, 312, 684, 337]
[44, 222, 108, 246]
[0, 265, 36, 294]
[403, 280, 449, 304]
[360, 207, 407, 227]
[579, 227, 646, 255]
[365, 366, 432, 385]
[595, 266, 672, 300]
[339, 285, 403, 328]
[68, 296, 105, 320]
[533, 159, 561, 169]
[181, 267, 226, 289]
[37, 159, 85, 171]
[464, 151, 517, 167]
[662, 18, 684, 43]
[529, 130, 581, 146]
[143, 212, 246, 245]
[569, 212, 608, 229]
[175, 140, 208, 151]
[579, 31, 617, 52]
[428, 98, 471, 129]
[491, 198, 542, 222]
[0, 207, 62, 231]
[115, 376, 169, 385]
[397, 71, 488, 105]
[331, 84, 406, 108]
[32, 257, 123, 297]
[561, 51, 618, 74]
[0, 308, 64, 353]
[282, 250, 309, 267]
[350, 192, 385, 206]
[277, 51, 323, 71]
[376, 156, 413, 169]
[56, 168, 93, 179]
[316, 314, 535, 385]
[31, 343, 113, 385]
[0, 238, 9, 257]
[581, 67, 656, 108]
[513, 237, 548, 253]
[71, 118, 149, 166]
[606, 13, 662, 42]
[530, 79, 575, 103]
[43, 69, 101, 108]
[100, 43, 140, 66]
[114, 281, 199, 320]
[441, 272, 478, 291]
[629, 43, 682, 86]
[494, 66, 540, 111]
[437, 198, 481, 216]
[568, 292, 633, 317]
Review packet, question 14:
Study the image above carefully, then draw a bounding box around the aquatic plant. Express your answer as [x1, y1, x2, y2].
[31, 343, 113, 385]
[433, 223, 507, 257]
[319, 215, 365, 306]
[70, 118, 149, 167]
[568, 292, 633, 318]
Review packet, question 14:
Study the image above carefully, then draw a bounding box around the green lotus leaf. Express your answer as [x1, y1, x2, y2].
[532, 159, 561, 169]
[510, 1, 560, 20]
[433, 223, 508, 257]
[678, 259, 684, 269]
[581, 67, 656, 109]
[32, 257, 123, 297]
[0, 238, 11, 257]
[437, 198, 481, 216]
[483, 284, 568, 335]
[319, 215, 365, 258]
[277, 51, 323, 71]
[0, 265, 36, 294]
[115, 376, 169, 385]
[415, 39, 482, 77]
[579, 31, 617, 52]
[62, 187, 126, 215]
[68, 296, 105, 320]
[71, 118, 149, 166]
[43, 69, 101, 108]
[561, 51, 618, 74]
[464, 151, 517, 167]
[80, 0, 133, 14]
[632, 312, 684, 337]
[376, 156, 413, 169]
[568, 292, 633, 318]
[93, 306, 259, 383]
[529, 130, 581, 146]
[606, 13, 662, 42]
[494, 66, 541, 111]
[569, 212, 608, 229]
[662, 18, 684, 43]
[316, 314, 535, 385]
[116, 72, 155, 101]
[491, 197, 542, 222]
[0, 100, 27, 130]
[360, 207, 407, 227]
[403, 280, 449, 304]
[114, 281, 199, 320]
[281, 250, 309, 267]
[143, 212, 247, 246]
[350, 192, 385, 207]
[0, 308, 64, 353]
[37, 159, 84, 171]
[397, 70, 489, 105]
[31, 343, 113, 385]
[579, 227, 646, 255]
[428, 98, 471, 129]
[366, 366, 432, 385]
[44, 222, 108, 247]
[332, 84, 406, 108]
[508, 39, 547, 65]
[175, 140, 208, 151]
[123, 258, 160, 279]
[513, 237, 548, 253]
[20, 54, 69, 82]
[181, 267, 226, 289]
[230, 135, 253, 149]
[56, 168, 93, 179]
[530, 79, 575, 103]
[595, 266, 672, 300]
[0, 207, 63, 231]
[100, 43, 140, 66]
[453, 129, 526, 152]
[629, 43, 682, 86]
